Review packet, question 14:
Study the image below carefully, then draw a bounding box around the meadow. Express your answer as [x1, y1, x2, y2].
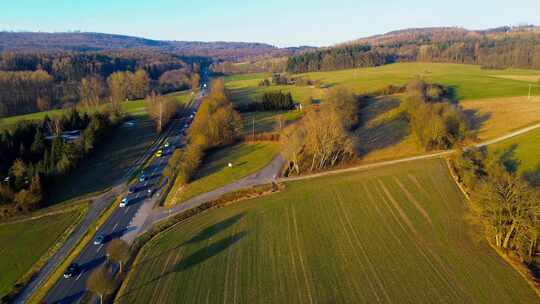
[490, 127, 540, 174]
[119, 158, 538, 303]
[224, 63, 540, 106]
[0, 209, 84, 298]
[166, 142, 278, 206]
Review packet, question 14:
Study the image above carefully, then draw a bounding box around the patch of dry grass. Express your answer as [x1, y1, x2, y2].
[461, 96, 540, 141]
[491, 75, 540, 83]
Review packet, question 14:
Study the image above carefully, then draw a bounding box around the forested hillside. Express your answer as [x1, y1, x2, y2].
[0, 32, 305, 61]
[287, 26, 540, 72]
[0, 50, 202, 117]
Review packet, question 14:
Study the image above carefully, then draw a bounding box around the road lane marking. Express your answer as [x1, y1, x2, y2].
[125, 206, 131, 213]
[97, 244, 103, 252]
[113, 223, 119, 230]
[76, 270, 85, 281]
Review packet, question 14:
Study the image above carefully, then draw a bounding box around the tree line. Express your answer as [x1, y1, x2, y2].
[0, 109, 119, 218]
[287, 45, 392, 73]
[0, 50, 201, 117]
[286, 28, 540, 73]
[166, 79, 242, 188]
[451, 147, 540, 269]
[401, 79, 469, 150]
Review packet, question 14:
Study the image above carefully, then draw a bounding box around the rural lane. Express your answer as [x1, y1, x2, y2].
[140, 121, 540, 232]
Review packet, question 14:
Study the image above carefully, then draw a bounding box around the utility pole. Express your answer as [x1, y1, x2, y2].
[252, 117, 255, 138]
[529, 84, 532, 101]
[159, 97, 163, 133]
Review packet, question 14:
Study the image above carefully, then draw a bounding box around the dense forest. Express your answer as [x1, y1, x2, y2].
[0, 50, 204, 117]
[0, 109, 119, 218]
[287, 26, 540, 73]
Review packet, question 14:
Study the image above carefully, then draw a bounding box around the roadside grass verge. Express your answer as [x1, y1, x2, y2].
[166, 142, 278, 206]
[28, 197, 120, 304]
[119, 158, 538, 303]
[46, 119, 156, 205]
[0, 207, 86, 299]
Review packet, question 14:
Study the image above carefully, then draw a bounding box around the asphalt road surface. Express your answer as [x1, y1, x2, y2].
[41, 95, 202, 304]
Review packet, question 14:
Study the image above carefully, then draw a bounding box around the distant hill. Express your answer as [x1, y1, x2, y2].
[345, 25, 540, 46]
[287, 25, 540, 73]
[0, 32, 312, 60]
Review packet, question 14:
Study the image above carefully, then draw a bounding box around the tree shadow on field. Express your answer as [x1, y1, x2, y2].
[119, 231, 247, 299]
[174, 231, 247, 271]
[356, 117, 409, 156]
[184, 213, 245, 244]
[523, 164, 540, 187]
[129, 213, 245, 270]
[463, 108, 491, 134]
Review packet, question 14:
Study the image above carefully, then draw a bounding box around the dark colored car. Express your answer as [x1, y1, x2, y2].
[63, 263, 80, 278]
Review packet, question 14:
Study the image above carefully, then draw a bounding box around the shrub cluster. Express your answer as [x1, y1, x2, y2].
[401, 78, 468, 150]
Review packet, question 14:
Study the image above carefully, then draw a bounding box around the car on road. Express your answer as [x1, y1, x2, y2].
[164, 141, 170, 148]
[155, 150, 163, 158]
[139, 174, 147, 182]
[119, 197, 129, 208]
[93, 234, 105, 245]
[63, 263, 80, 279]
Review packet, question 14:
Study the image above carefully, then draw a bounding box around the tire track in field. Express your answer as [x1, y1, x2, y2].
[152, 242, 187, 303]
[374, 179, 467, 302]
[334, 188, 392, 303]
[285, 207, 303, 303]
[291, 205, 315, 304]
[364, 183, 404, 248]
[222, 221, 239, 304]
[377, 180, 419, 237]
[393, 177, 433, 227]
[407, 174, 430, 198]
[324, 192, 364, 301]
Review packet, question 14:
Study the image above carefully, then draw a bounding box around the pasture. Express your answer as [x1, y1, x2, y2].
[224, 63, 540, 106]
[0, 209, 83, 298]
[119, 159, 538, 303]
[166, 142, 278, 206]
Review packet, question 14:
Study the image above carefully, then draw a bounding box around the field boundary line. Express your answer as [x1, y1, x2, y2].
[444, 159, 540, 298]
[291, 205, 314, 304]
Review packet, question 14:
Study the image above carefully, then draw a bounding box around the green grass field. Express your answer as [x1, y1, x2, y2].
[0, 209, 83, 298]
[241, 110, 303, 135]
[0, 90, 192, 129]
[46, 119, 156, 205]
[167, 142, 278, 206]
[120, 159, 538, 303]
[490, 127, 540, 174]
[225, 73, 323, 106]
[225, 63, 540, 106]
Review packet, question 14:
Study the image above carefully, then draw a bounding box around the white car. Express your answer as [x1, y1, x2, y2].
[119, 197, 129, 208]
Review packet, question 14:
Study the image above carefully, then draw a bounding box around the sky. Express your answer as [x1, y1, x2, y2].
[1, 0, 539, 47]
